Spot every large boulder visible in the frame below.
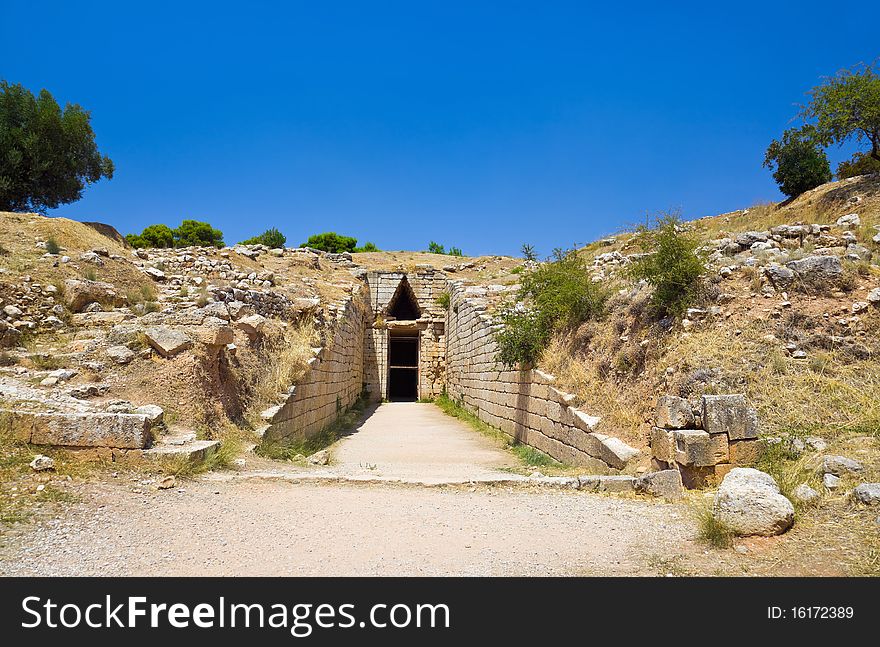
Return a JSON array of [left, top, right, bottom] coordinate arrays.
[[785, 256, 843, 287], [64, 279, 124, 313], [713, 467, 794, 536]]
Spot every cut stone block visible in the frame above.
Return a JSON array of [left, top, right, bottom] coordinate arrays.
[[144, 326, 193, 357], [21, 412, 151, 449], [701, 394, 758, 440], [708, 432, 729, 464], [729, 439, 763, 465], [655, 395, 694, 429], [650, 427, 675, 463], [672, 429, 714, 466], [635, 469, 683, 501]]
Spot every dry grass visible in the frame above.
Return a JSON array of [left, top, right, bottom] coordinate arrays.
[[239, 322, 317, 427]]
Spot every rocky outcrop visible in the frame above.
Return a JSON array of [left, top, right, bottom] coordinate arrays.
[[63, 279, 124, 312]]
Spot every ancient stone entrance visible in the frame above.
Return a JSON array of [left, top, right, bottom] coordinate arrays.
[[388, 329, 419, 400]]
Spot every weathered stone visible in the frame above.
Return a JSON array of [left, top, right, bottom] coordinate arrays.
[[17, 411, 152, 448], [307, 449, 330, 465], [596, 475, 636, 493], [143, 267, 166, 281], [708, 433, 729, 464], [823, 473, 840, 490], [792, 483, 820, 503], [650, 426, 675, 463], [63, 279, 123, 313], [764, 264, 795, 289], [713, 467, 794, 536], [143, 326, 193, 357], [672, 429, 714, 466], [201, 302, 230, 320], [635, 469, 683, 501], [728, 439, 763, 465], [134, 404, 164, 426], [106, 345, 136, 365], [823, 454, 864, 476], [29, 454, 55, 471], [836, 213, 861, 228], [785, 255, 843, 285], [853, 483, 880, 505], [655, 395, 694, 429], [236, 313, 267, 338], [701, 394, 758, 440]]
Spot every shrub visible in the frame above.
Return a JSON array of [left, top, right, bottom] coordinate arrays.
[[435, 291, 451, 309], [694, 500, 735, 549], [240, 227, 286, 248], [427, 241, 464, 256], [45, 237, 60, 255], [626, 214, 706, 318], [520, 243, 538, 262], [496, 249, 607, 367], [302, 232, 358, 253], [354, 242, 379, 252], [763, 126, 832, 198], [836, 151, 880, 179]]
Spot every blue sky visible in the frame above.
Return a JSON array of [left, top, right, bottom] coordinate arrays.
[[1, 1, 875, 256]]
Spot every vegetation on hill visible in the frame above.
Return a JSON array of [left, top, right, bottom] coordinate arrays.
[[763, 127, 832, 198], [428, 241, 463, 256], [240, 227, 286, 248], [0, 81, 114, 212], [837, 151, 880, 179], [302, 232, 378, 253], [126, 220, 224, 248]]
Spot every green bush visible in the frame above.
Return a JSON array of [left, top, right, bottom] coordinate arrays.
[[435, 291, 450, 309], [354, 241, 379, 252], [427, 241, 464, 256], [496, 249, 607, 367], [45, 237, 60, 255], [520, 243, 538, 261], [302, 232, 358, 253], [126, 221, 222, 249], [763, 126, 832, 198], [837, 151, 880, 179], [626, 214, 706, 318], [240, 227, 286, 248]]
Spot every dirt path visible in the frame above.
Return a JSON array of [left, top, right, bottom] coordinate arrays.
[[329, 402, 519, 482], [0, 478, 697, 576]]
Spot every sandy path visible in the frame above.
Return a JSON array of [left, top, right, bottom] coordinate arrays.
[[0, 479, 697, 576]]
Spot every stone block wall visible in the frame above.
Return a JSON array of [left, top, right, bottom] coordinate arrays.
[[650, 393, 762, 487], [260, 295, 367, 445], [444, 282, 639, 471]]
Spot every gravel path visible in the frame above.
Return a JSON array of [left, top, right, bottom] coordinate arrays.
[[0, 478, 697, 576]]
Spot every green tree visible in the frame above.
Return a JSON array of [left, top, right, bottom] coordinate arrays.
[[763, 126, 832, 198], [836, 151, 880, 179], [427, 241, 445, 254], [173, 219, 224, 247], [240, 227, 286, 248], [626, 214, 706, 317], [0, 81, 114, 212], [802, 62, 880, 163], [126, 223, 175, 248], [520, 243, 538, 261], [303, 232, 358, 253], [354, 241, 379, 252]]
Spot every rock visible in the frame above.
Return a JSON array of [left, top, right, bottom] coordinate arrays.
[[3, 304, 23, 318], [792, 483, 820, 503], [236, 313, 267, 338], [158, 475, 176, 490], [143, 267, 166, 281], [635, 469, 683, 501], [63, 279, 123, 313], [143, 326, 193, 357], [868, 288, 880, 305], [106, 345, 136, 365], [785, 256, 843, 286], [804, 436, 827, 452], [39, 376, 59, 387], [307, 449, 330, 465], [201, 302, 230, 320], [822, 455, 864, 476], [713, 467, 794, 536], [701, 394, 758, 440], [823, 473, 840, 490], [671, 429, 714, 466], [10, 411, 152, 448], [133, 404, 164, 426], [852, 483, 880, 505], [29, 454, 55, 471], [836, 213, 861, 228], [655, 395, 694, 429], [764, 264, 795, 289]]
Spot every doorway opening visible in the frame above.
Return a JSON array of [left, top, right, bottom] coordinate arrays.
[[388, 330, 419, 401]]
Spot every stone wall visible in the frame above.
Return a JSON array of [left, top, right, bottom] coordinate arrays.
[[650, 393, 762, 487], [259, 292, 367, 445], [444, 282, 639, 471]]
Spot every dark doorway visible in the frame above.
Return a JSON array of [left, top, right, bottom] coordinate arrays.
[[387, 278, 421, 320], [388, 333, 418, 400]]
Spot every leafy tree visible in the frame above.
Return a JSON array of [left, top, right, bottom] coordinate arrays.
[[836, 151, 880, 179], [354, 241, 379, 252], [427, 241, 464, 256], [173, 219, 224, 248], [626, 214, 706, 317], [0, 81, 114, 212], [303, 232, 358, 253], [802, 62, 880, 163], [240, 227, 286, 248], [496, 249, 607, 367], [142, 224, 175, 247], [763, 126, 832, 198]]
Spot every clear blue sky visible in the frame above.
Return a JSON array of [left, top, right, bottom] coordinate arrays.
[[1, 1, 875, 256]]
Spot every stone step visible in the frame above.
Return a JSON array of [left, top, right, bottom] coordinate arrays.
[[143, 439, 220, 463]]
